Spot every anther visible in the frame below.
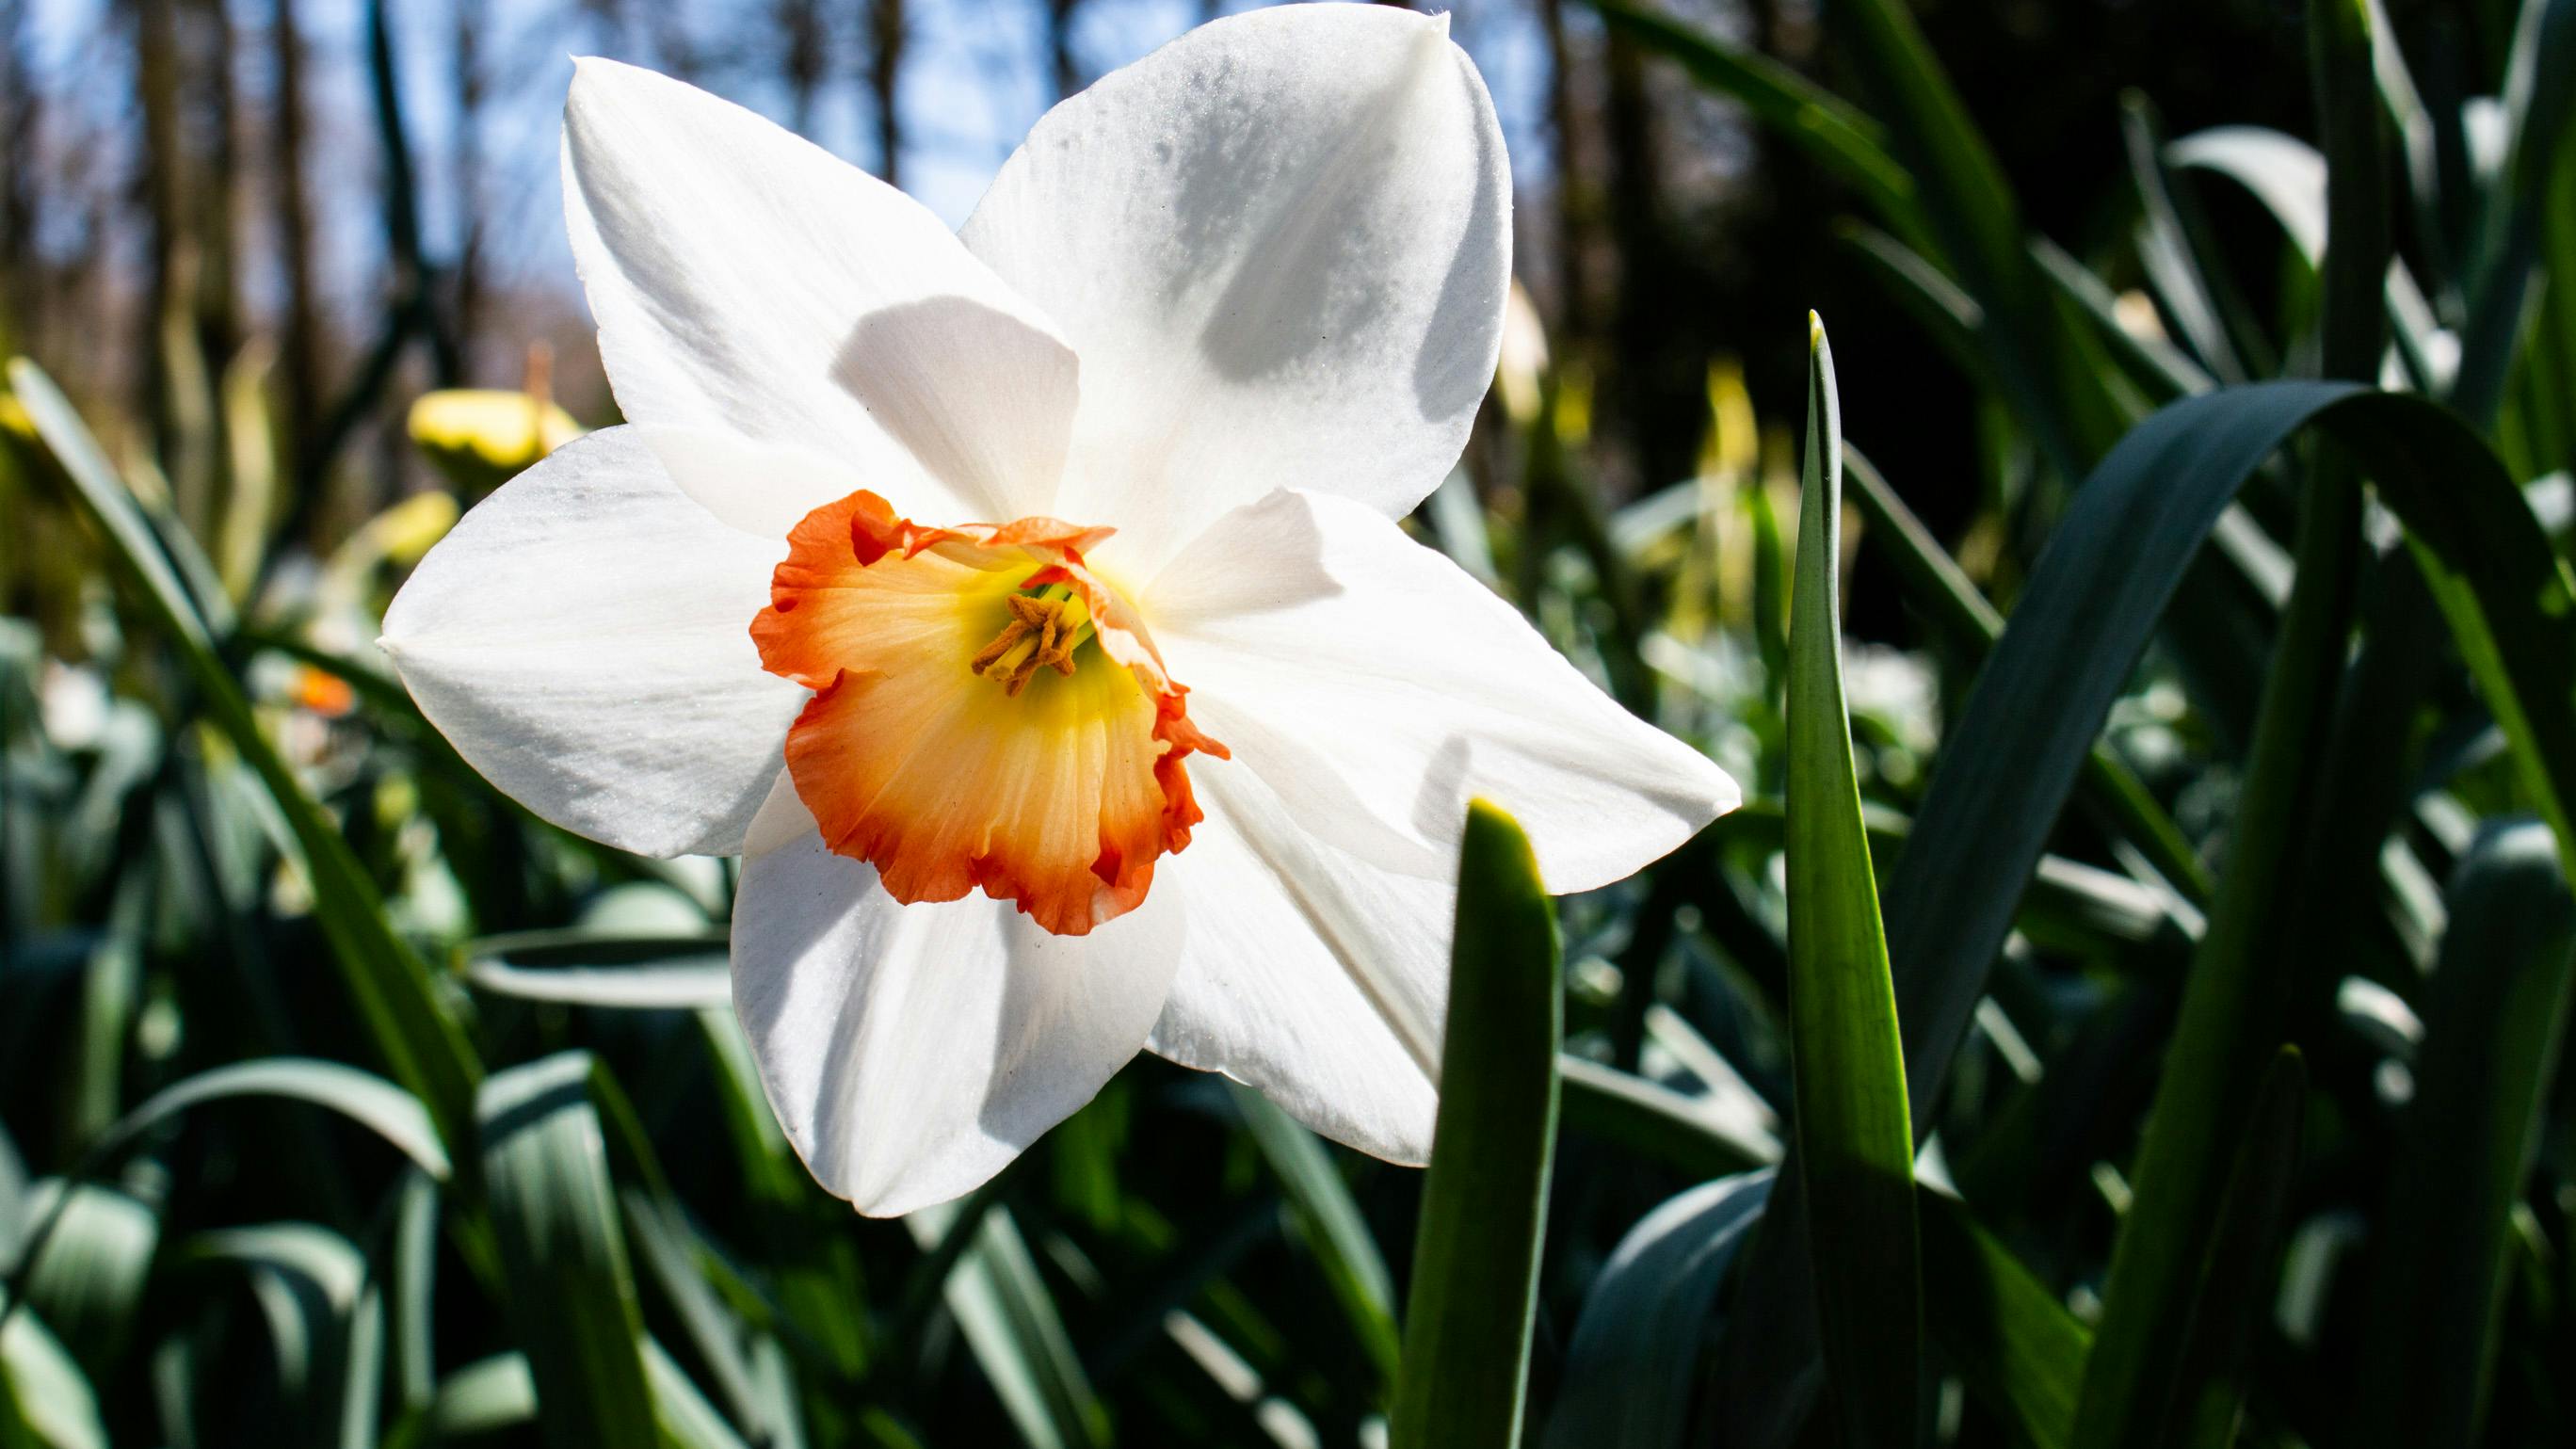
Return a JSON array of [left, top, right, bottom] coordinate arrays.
[[971, 591, 1086, 694]]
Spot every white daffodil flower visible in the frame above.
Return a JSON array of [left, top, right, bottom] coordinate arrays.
[[380, 3, 1739, 1216]]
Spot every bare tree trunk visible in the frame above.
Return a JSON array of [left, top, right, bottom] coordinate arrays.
[[451, 0, 485, 367], [270, 0, 319, 470], [131, 0, 185, 445], [1538, 0, 1589, 351], [781, 0, 826, 135], [649, 2, 698, 83], [866, 0, 905, 185], [188, 0, 239, 360], [1046, 0, 1081, 100], [1602, 29, 1695, 493], [0, 0, 38, 354]]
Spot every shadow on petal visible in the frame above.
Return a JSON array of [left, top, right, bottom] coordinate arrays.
[[834, 296, 1081, 520]]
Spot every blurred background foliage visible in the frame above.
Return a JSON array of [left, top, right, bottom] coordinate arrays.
[[5, 0, 2576, 1446]]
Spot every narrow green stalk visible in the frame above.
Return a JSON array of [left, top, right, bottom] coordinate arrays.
[[2074, 4, 2385, 1443]]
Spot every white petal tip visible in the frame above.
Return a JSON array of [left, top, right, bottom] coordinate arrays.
[[1708, 765, 1747, 817]]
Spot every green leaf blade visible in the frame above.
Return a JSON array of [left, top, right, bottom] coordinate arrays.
[[1786, 315, 1920, 1449], [7, 358, 484, 1159], [1390, 800, 1562, 1449], [1918, 1192, 2088, 1449], [478, 1053, 657, 1449], [1545, 1171, 1775, 1449], [2356, 821, 2576, 1447], [1230, 1085, 1401, 1390]]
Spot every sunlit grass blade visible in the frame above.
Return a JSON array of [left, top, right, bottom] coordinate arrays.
[[623, 1192, 769, 1439], [185, 1222, 379, 1442], [401, 1354, 537, 1444], [1543, 1171, 1774, 1449], [0, 1063, 455, 1344], [2173, 126, 2329, 270], [2163, 125, 2445, 391], [0, 1302, 105, 1449], [1228, 1085, 1401, 1391], [647, 1337, 756, 1449], [2124, 98, 2257, 385], [389, 1169, 440, 1419], [1389, 800, 1561, 1449], [1917, 1191, 2088, 1449], [1556, 1055, 1778, 1179], [478, 1053, 657, 1449], [102, 1058, 449, 1182], [462, 929, 733, 1009], [2453, 0, 2576, 424], [1715, 799, 2175, 958], [2533, 137, 2576, 472], [2356, 821, 2576, 1446], [6, 357, 483, 1157], [905, 1200, 1107, 1449], [2031, 238, 2215, 403], [1782, 314, 1919, 1449], [3, 1185, 154, 1387]]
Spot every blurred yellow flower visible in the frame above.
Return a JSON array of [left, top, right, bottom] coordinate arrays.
[[408, 389, 584, 495]]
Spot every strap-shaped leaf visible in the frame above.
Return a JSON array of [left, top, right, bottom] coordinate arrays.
[[2082, 7, 2386, 1435], [1230, 1085, 1401, 1388], [1717, 377, 2576, 1442], [2355, 821, 2576, 1447], [1783, 315, 1919, 1449], [1545, 1171, 1776, 1449], [1391, 801, 1562, 1449], [7, 358, 483, 1157], [0, 1305, 106, 1449], [1918, 1191, 2089, 1449], [479, 1053, 655, 1449]]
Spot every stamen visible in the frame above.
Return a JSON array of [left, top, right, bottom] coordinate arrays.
[[970, 586, 1093, 695]]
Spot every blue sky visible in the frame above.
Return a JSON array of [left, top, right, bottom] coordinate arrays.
[[23, 1, 1556, 332]]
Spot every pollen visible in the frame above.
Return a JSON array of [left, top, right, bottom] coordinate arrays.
[[750, 487, 1227, 936], [969, 588, 1092, 696]]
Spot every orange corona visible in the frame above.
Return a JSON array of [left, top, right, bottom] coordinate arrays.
[[750, 490, 1227, 936]]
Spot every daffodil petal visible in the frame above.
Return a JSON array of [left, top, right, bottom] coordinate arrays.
[[635, 426, 869, 541], [564, 56, 1078, 523], [732, 776, 1183, 1216], [379, 427, 803, 857], [960, 4, 1508, 574], [1149, 489, 1741, 893], [1151, 766, 1445, 1163]]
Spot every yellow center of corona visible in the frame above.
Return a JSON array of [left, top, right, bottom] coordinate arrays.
[[751, 488, 1228, 936], [968, 584, 1096, 696]]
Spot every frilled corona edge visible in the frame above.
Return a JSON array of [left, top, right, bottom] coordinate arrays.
[[752, 488, 1227, 937]]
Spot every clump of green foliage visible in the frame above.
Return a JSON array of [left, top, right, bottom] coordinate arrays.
[[6, 0, 2576, 1445]]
